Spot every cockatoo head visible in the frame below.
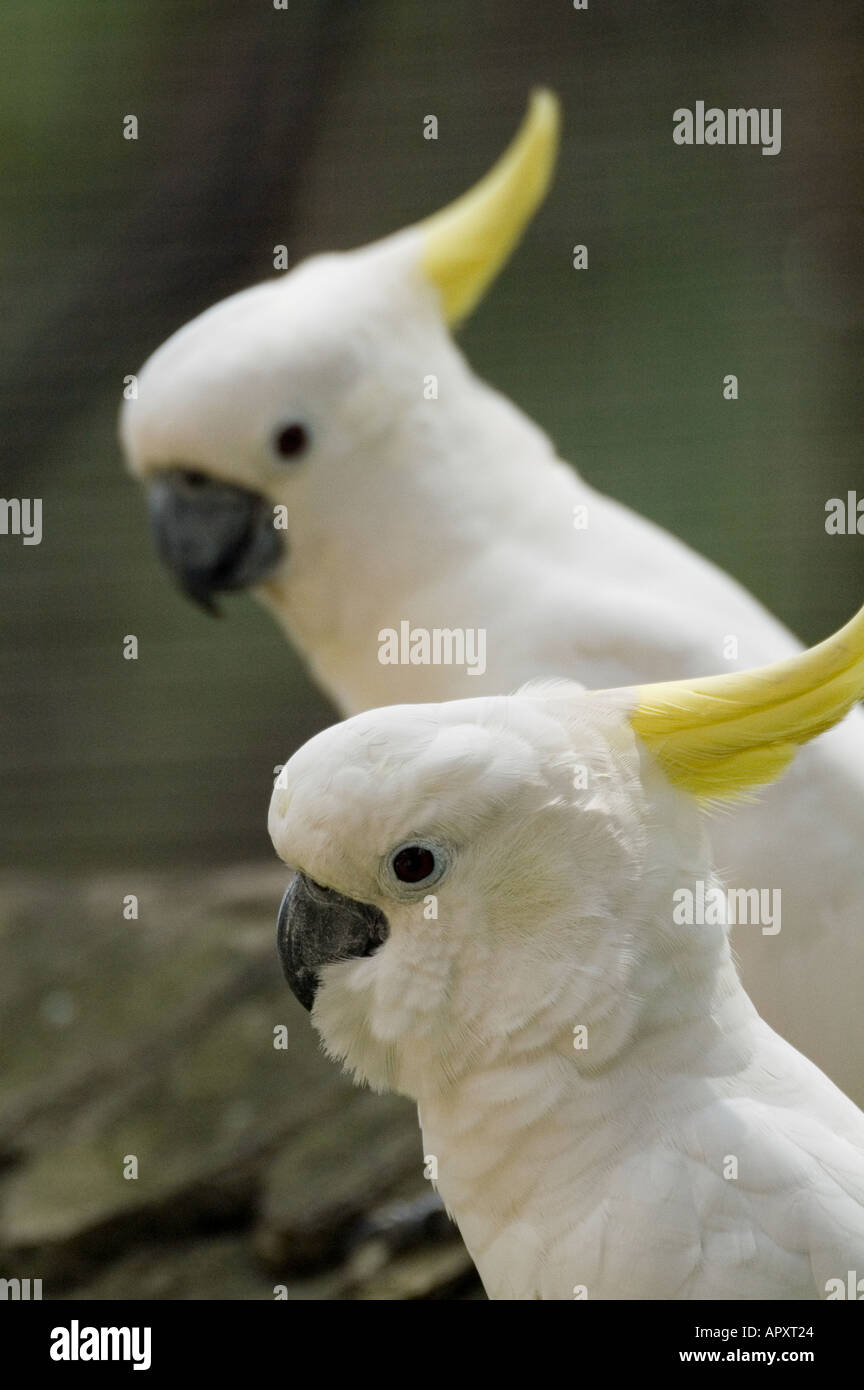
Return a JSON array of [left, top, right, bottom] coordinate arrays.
[[268, 688, 665, 1094], [268, 603, 864, 1097], [120, 92, 559, 614]]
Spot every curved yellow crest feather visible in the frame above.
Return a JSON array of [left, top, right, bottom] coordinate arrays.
[[619, 603, 864, 801], [420, 89, 560, 326]]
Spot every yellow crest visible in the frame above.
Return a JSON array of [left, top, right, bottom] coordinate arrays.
[[611, 604, 864, 801], [420, 89, 560, 326]]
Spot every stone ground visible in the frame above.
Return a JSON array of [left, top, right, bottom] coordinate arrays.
[[0, 866, 482, 1300]]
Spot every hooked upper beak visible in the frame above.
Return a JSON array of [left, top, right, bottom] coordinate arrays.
[[276, 872, 390, 1012], [146, 469, 284, 613]]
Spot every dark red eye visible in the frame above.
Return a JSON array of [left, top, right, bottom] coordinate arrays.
[[274, 423, 309, 459], [392, 845, 436, 884]]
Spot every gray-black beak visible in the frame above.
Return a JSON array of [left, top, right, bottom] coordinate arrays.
[[147, 469, 284, 613], [277, 872, 389, 1012]]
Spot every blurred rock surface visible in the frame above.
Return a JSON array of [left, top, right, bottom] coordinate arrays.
[[0, 866, 481, 1300]]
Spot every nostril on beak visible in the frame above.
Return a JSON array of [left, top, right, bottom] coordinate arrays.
[[181, 469, 209, 488]]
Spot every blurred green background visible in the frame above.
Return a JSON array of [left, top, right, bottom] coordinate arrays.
[[2, 0, 863, 872]]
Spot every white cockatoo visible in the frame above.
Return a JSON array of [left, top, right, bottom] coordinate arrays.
[[121, 92, 864, 1102], [268, 605, 864, 1300]]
